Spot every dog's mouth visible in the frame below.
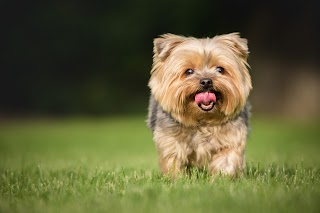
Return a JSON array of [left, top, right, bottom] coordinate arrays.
[[195, 91, 217, 111]]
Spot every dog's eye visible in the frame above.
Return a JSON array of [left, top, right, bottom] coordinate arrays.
[[216, 67, 224, 74], [185, 69, 194, 75]]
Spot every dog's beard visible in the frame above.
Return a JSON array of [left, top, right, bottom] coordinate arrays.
[[161, 84, 221, 126], [161, 77, 247, 126]]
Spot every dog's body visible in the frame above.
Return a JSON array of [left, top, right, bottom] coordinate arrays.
[[147, 33, 252, 177]]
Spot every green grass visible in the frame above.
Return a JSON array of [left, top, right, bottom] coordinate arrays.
[[0, 116, 320, 213]]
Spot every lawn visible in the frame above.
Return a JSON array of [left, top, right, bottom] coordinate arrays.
[[0, 116, 320, 213]]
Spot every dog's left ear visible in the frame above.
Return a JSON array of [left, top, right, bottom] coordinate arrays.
[[153, 34, 186, 61], [216, 33, 249, 59]]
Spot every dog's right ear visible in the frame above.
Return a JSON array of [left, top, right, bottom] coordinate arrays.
[[153, 34, 186, 61]]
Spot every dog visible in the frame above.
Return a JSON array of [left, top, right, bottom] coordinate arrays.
[[147, 33, 252, 177]]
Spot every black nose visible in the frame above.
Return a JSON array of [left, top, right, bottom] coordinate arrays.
[[200, 78, 213, 89]]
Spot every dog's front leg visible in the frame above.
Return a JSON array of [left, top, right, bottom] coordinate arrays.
[[209, 147, 245, 177], [157, 152, 185, 177], [155, 137, 190, 177]]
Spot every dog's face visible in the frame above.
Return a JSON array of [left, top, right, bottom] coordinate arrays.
[[149, 33, 252, 126]]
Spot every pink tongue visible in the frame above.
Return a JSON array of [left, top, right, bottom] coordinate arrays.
[[195, 92, 216, 105]]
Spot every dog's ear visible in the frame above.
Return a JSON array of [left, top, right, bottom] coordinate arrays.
[[216, 33, 249, 59], [153, 34, 186, 60]]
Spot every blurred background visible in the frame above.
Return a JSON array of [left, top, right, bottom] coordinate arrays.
[[1, 0, 320, 119]]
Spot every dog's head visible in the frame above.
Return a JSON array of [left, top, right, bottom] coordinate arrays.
[[149, 33, 252, 126]]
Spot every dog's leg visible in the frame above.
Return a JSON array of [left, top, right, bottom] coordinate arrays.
[[155, 137, 190, 177], [158, 152, 185, 177], [209, 147, 246, 176]]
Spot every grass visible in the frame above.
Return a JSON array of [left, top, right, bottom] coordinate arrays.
[[0, 116, 320, 212]]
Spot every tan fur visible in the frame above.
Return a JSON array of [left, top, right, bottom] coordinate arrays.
[[148, 33, 252, 177]]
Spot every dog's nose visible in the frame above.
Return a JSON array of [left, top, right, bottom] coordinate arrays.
[[200, 78, 213, 89]]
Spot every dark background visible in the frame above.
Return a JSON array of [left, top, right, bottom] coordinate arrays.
[[1, 0, 320, 118]]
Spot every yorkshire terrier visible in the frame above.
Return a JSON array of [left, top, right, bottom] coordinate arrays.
[[147, 33, 252, 177]]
